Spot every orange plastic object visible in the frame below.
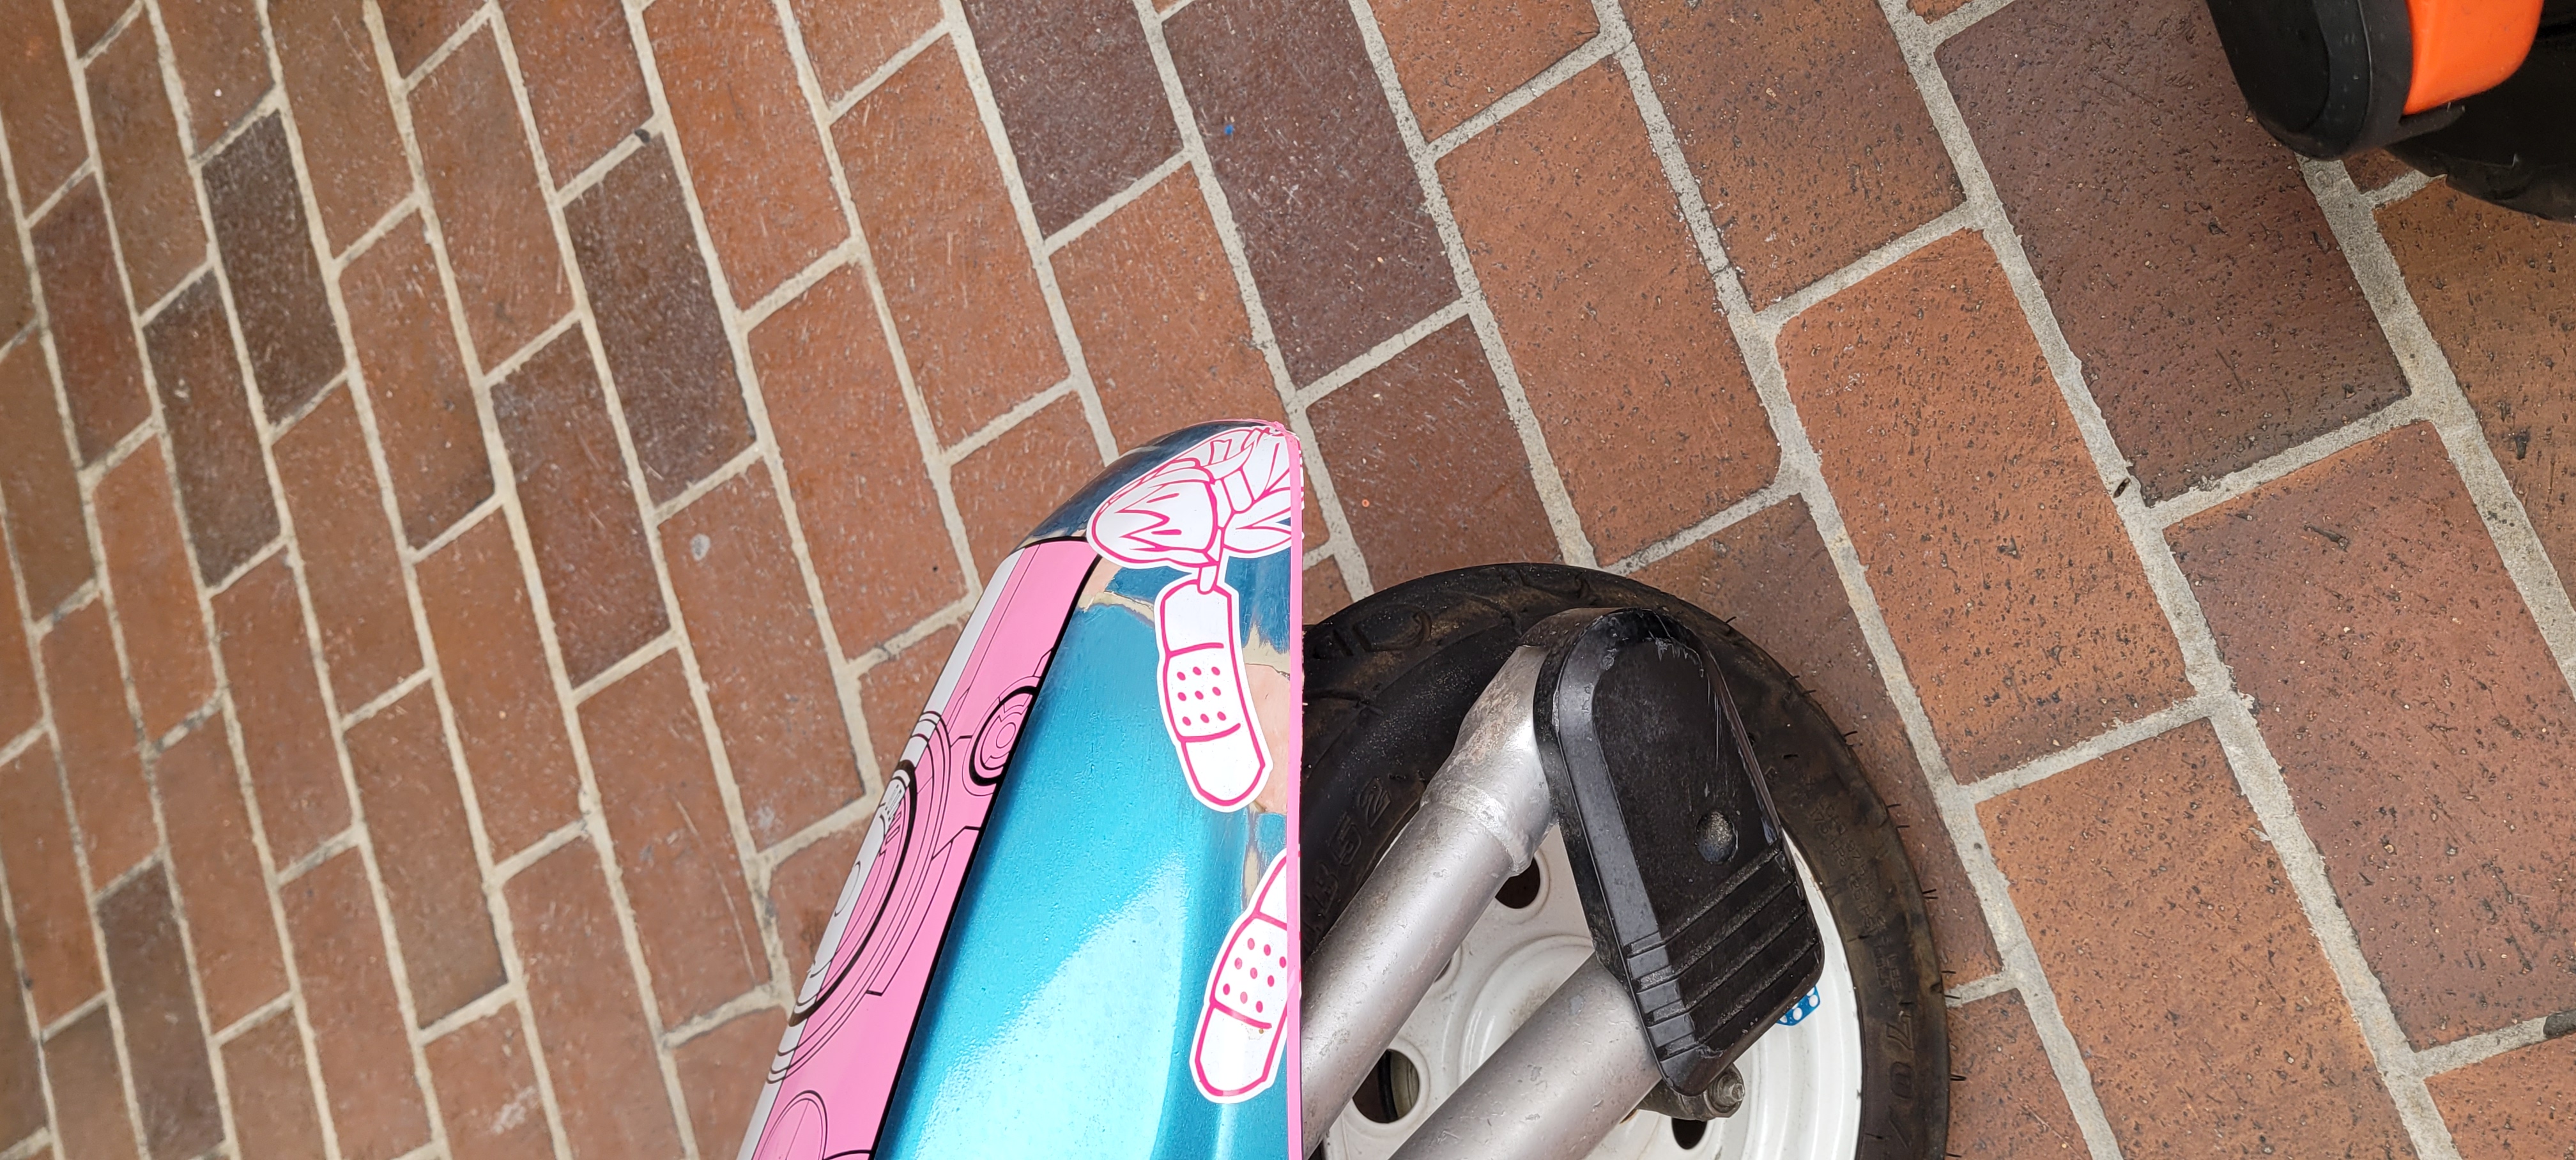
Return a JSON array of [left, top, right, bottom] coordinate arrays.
[[2405, 0, 2543, 112]]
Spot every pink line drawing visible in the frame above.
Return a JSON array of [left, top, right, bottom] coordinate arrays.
[[1192, 851, 1294, 1103]]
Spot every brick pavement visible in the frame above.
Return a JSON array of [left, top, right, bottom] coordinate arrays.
[[0, 0, 2570, 1156]]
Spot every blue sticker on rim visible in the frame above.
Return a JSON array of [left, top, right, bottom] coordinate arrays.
[[1777, 986, 1821, 1026]]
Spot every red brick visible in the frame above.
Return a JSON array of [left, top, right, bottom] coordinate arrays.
[[2428, 1033, 2576, 1160], [672, 1007, 782, 1157], [663, 466, 860, 846], [411, 28, 574, 367], [1305, 558, 1353, 620], [1373, 0, 1597, 139], [766, 825, 862, 967], [424, 1009, 555, 1160], [2172, 424, 2576, 1046], [417, 516, 583, 858], [269, 0, 410, 250], [45, 601, 157, 878], [1443, 64, 1776, 560], [59, 0, 125, 53], [789, 0, 933, 98], [273, 390, 424, 708], [489, 331, 670, 684], [1940, 0, 2405, 500], [562, 143, 755, 503], [203, 116, 346, 420], [0, 546, 32, 742], [1307, 320, 1560, 586], [2344, 149, 2418, 192], [45, 1007, 141, 1160], [579, 653, 769, 1023], [97, 866, 222, 1160], [95, 441, 214, 736], [0, 0, 88, 201], [341, 217, 493, 548], [281, 851, 431, 1160], [858, 624, 954, 776], [210, 556, 351, 862], [949, 395, 1103, 577], [837, 38, 1070, 443], [88, 21, 209, 308], [378, 0, 479, 75], [220, 1012, 330, 1160], [749, 265, 961, 652], [0, 193, 25, 343], [0, 342, 93, 612], [157, 0, 272, 142], [0, 927, 41, 1145], [155, 720, 288, 1029], [1982, 724, 2412, 1155], [1167, 0, 1456, 384], [1634, 498, 2000, 980], [496, 0, 652, 176], [344, 687, 505, 1025], [503, 841, 685, 1158], [31, 183, 152, 462], [0, 741, 103, 1021], [145, 278, 280, 583], [1944, 991, 2087, 1157], [646, 0, 848, 302], [1780, 233, 2189, 779], [959, 0, 1178, 237]]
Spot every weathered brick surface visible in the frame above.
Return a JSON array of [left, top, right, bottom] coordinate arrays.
[[0, 548, 33, 740], [766, 825, 862, 966], [342, 216, 495, 549], [282, 851, 432, 1160], [1940, 0, 2406, 500], [2174, 424, 2576, 1047], [424, 1010, 558, 1160], [378, 0, 477, 75], [673, 1007, 781, 1157], [1781, 233, 2189, 779], [1373, 0, 1597, 141], [2344, 149, 2417, 192], [2428, 1034, 2576, 1160], [0, 932, 41, 1145], [59, 0, 128, 57], [0, 0, 88, 201], [663, 465, 860, 846], [88, 21, 208, 309], [45, 1006, 141, 1160], [417, 515, 585, 857], [791, 0, 935, 97], [496, 0, 652, 178], [1984, 724, 2412, 1155], [221, 1013, 331, 1160], [857, 623, 955, 777], [412, 29, 574, 368], [838, 39, 1069, 443], [960, 0, 1178, 237], [1167, 0, 1455, 384], [98, 866, 223, 1160], [145, 278, 280, 583], [32, 183, 153, 461], [504, 842, 685, 1158], [0, 197, 26, 342], [0, 342, 95, 613], [269, 0, 411, 250], [344, 687, 506, 1025], [95, 441, 214, 736], [203, 116, 346, 420], [1305, 558, 1353, 620], [1944, 991, 2087, 1157], [211, 556, 352, 862], [564, 142, 756, 502], [0, 741, 103, 1021], [947, 395, 1102, 576], [154, 720, 288, 1030], [273, 389, 424, 708], [45, 600, 158, 878], [580, 653, 769, 1024]]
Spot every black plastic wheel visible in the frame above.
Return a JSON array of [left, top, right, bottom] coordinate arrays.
[[1301, 563, 1946, 1159]]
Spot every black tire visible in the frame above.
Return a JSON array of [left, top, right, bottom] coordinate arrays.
[[1302, 564, 1946, 1159]]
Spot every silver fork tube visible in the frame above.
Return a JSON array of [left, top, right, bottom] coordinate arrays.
[[1388, 959, 1664, 1160], [1299, 646, 1557, 1145]]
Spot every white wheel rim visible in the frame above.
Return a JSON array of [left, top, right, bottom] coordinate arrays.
[[1324, 829, 1864, 1160]]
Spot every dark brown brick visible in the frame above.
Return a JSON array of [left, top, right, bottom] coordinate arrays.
[[88, 21, 208, 308], [341, 216, 493, 547], [1982, 724, 2412, 1155], [858, 623, 954, 776], [1374, 0, 1597, 140], [838, 39, 1070, 441], [210, 556, 351, 862], [60, 0, 126, 54], [411, 29, 574, 368], [1944, 991, 2087, 1157], [1305, 558, 1352, 620], [645, 0, 848, 303], [0, 547, 33, 742], [948, 395, 1102, 577], [498, 0, 652, 177], [960, 0, 1177, 237], [154, 720, 287, 1029], [1167, 0, 1455, 384], [31, 182, 152, 461], [2428, 1033, 2576, 1160], [0, 192, 26, 343], [344, 687, 505, 1025], [98, 866, 222, 1160], [579, 653, 769, 1023], [1940, 0, 2405, 500], [157, 0, 271, 142], [45, 1007, 141, 1160], [504, 842, 685, 1159], [0, 0, 88, 201], [220, 1012, 330, 1160], [663, 466, 860, 846], [765, 824, 862, 966], [203, 116, 345, 420], [417, 515, 583, 857], [490, 331, 669, 684], [2172, 424, 2576, 1047], [1780, 233, 2189, 779], [94, 441, 214, 736], [378, 0, 479, 75], [564, 143, 755, 501], [273, 389, 424, 708], [0, 341, 91, 613], [2344, 149, 2418, 192], [790, 0, 933, 98], [282, 851, 431, 1160], [45, 600, 157, 879], [268, 0, 410, 249], [1442, 64, 1776, 560], [1632, 0, 1958, 304], [1634, 498, 1999, 980], [1307, 320, 1558, 585], [0, 741, 102, 1021], [672, 1007, 781, 1157], [423, 1009, 555, 1160], [146, 277, 280, 583], [749, 265, 960, 652], [0, 927, 41, 1146]]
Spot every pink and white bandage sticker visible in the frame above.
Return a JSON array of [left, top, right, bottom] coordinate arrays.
[[1192, 851, 1293, 1102]]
